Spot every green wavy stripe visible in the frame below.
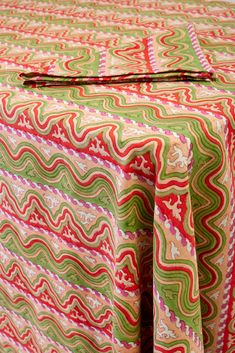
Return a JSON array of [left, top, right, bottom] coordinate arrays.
[[0, 32, 93, 56], [116, 244, 141, 285], [1, 262, 112, 327], [0, 289, 113, 353], [1, 176, 117, 236], [0, 40, 99, 76], [144, 84, 235, 125], [153, 223, 201, 333], [0, 10, 147, 37], [0, 220, 141, 336], [0, 198, 114, 248], [0, 221, 114, 296], [112, 298, 140, 342], [0, 141, 154, 231], [158, 28, 202, 70], [0, 342, 18, 353]]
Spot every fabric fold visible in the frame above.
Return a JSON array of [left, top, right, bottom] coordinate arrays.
[[20, 24, 213, 87]]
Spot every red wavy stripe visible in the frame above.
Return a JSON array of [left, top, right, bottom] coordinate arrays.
[[0, 142, 155, 211], [0, 285, 113, 348], [154, 227, 198, 305], [0, 263, 113, 326], [0, 216, 114, 255]]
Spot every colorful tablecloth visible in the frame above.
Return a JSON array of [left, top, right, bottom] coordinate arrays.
[[0, 1, 234, 353]]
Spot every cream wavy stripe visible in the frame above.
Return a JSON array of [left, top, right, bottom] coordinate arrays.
[[0, 82, 184, 144], [202, 35, 235, 44], [154, 204, 196, 257], [0, 209, 143, 299], [103, 84, 228, 124], [0, 93, 190, 183], [0, 57, 31, 72], [0, 12, 148, 40], [0, 305, 73, 353], [0, 277, 139, 349], [0, 18, 130, 42], [0, 234, 112, 305], [0, 59, 37, 75], [0, 42, 80, 61], [0, 164, 115, 221], [0, 82, 189, 146], [0, 277, 113, 345], [0, 206, 114, 294], [153, 285, 203, 349], [0, 332, 31, 353], [5, 0, 233, 23], [0, 204, 115, 270], [8, 0, 233, 20], [2, 175, 117, 236], [154, 229, 200, 309], [0, 22, 108, 50], [0, 131, 178, 214], [1, 249, 113, 321], [206, 65, 235, 75], [75, 0, 234, 16], [0, 25, 102, 51], [182, 81, 235, 96], [0, 4, 151, 32], [2, 0, 234, 27], [0, 166, 153, 241], [0, 168, 112, 227], [34, 1, 233, 38], [0, 341, 21, 353], [144, 6, 233, 20]]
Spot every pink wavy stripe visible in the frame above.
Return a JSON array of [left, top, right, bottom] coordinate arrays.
[[0, 166, 153, 241], [187, 23, 214, 73], [146, 36, 159, 73], [0, 207, 146, 299], [0, 277, 140, 348], [0, 229, 112, 305], [0, 194, 115, 269], [0, 120, 154, 186], [105, 84, 226, 121], [0, 82, 188, 143], [98, 51, 107, 76], [183, 81, 235, 96], [0, 305, 73, 353], [0, 332, 31, 353], [0, 23, 106, 49]]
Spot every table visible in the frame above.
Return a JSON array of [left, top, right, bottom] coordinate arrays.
[[0, 1, 234, 353]]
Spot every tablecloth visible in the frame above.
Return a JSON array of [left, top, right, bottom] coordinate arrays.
[[0, 1, 234, 353]]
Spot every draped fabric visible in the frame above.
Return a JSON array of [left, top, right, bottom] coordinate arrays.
[[0, 1, 234, 353]]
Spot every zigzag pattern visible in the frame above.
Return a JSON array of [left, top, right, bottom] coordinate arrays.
[[0, 1, 234, 353]]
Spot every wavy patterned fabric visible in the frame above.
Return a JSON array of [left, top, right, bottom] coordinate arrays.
[[0, 1, 234, 353], [20, 24, 213, 86]]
